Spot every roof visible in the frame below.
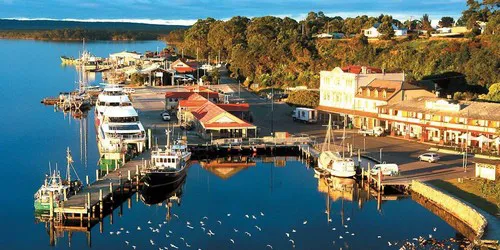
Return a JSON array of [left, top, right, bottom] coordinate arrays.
[[109, 51, 142, 59], [179, 99, 208, 108], [341, 65, 383, 74], [192, 102, 255, 128], [317, 105, 378, 118], [165, 91, 195, 99], [165, 91, 220, 100], [382, 97, 500, 121], [356, 80, 404, 101], [372, 22, 406, 31], [103, 106, 138, 117], [174, 66, 195, 73], [217, 103, 250, 112]]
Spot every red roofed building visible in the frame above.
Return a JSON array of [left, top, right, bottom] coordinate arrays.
[[341, 65, 383, 74], [165, 91, 220, 110], [171, 58, 199, 74], [191, 102, 256, 139]]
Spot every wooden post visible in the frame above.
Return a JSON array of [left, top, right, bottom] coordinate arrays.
[[63, 188, 67, 201], [378, 170, 382, 191], [367, 163, 371, 184], [135, 165, 139, 175], [122, 153, 126, 166], [358, 149, 361, 162], [148, 129, 152, 149], [361, 168, 364, 186], [49, 191, 54, 220], [86, 175, 89, 186], [127, 170, 131, 181], [106, 164, 109, 175], [109, 182, 113, 202], [87, 192, 91, 221], [115, 159, 118, 170], [99, 189, 103, 219], [96, 169, 99, 181]]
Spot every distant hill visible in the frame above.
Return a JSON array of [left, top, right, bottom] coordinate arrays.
[[0, 19, 188, 31], [0, 19, 189, 40]]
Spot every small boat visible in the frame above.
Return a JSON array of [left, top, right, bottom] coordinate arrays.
[[60, 56, 77, 64], [34, 148, 82, 211], [317, 115, 356, 178], [141, 129, 191, 188]]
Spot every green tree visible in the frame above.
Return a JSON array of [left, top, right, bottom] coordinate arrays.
[[420, 14, 433, 31], [480, 83, 500, 102], [377, 15, 395, 40], [439, 16, 455, 27]]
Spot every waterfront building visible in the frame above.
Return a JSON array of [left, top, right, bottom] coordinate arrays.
[[363, 23, 408, 38], [379, 97, 500, 152], [316, 65, 405, 126], [165, 91, 220, 110], [170, 58, 199, 74], [109, 51, 142, 66]]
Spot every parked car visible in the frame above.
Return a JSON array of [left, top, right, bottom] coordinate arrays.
[[370, 163, 399, 176], [123, 87, 135, 94], [418, 153, 440, 163], [161, 111, 171, 121], [358, 126, 385, 137]]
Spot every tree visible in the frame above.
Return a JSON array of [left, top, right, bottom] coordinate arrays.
[[377, 15, 395, 40], [420, 14, 433, 31], [439, 16, 455, 27], [480, 83, 500, 102]]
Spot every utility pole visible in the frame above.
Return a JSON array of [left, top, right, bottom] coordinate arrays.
[[238, 80, 241, 98], [271, 87, 274, 136]]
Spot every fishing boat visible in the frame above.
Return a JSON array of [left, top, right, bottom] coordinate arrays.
[[94, 84, 132, 128], [317, 115, 356, 178], [60, 56, 77, 64], [141, 129, 191, 188], [34, 148, 82, 211]]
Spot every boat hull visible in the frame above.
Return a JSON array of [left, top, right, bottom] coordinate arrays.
[[143, 168, 187, 188]]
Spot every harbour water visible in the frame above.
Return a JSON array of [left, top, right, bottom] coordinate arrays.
[[0, 40, 467, 249]]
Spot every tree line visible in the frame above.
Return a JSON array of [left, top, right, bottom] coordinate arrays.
[[163, 0, 498, 98]]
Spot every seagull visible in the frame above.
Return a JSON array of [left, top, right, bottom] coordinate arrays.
[[150, 240, 155, 246], [202, 216, 208, 220], [185, 243, 191, 248], [201, 227, 206, 232], [180, 237, 185, 241], [230, 239, 235, 244], [165, 234, 170, 238], [245, 214, 249, 218], [255, 226, 262, 231], [260, 212, 265, 216], [170, 244, 178, 249], [388, 242, 392, 246], [347, 217, 351, 221], [344, 225, 348, 228], [137, 226, 141, 231], [292, 229, 296, 233], [289, 239, 295, 244], [186, 221, 191, 225], [252, 215, 257, 220], [303, 220, 308, 225], [433, 227, 437, 232], [351, 233, 355, 236], [148, 221, 152, 224], [266, 244, 273, 249], [126, 231, 130, 234], [120, 227, 124, 231], [132, 246, 136, 249], [328, 218, 332, 222], [339, 236, 343, 239], [208, 230, 215, 236], [332, 228, 336, 231], [233, 228, 239, 233], [187, 225, 194, 229], [110, 232, 114, 235], [125, 241, 129, 245], [245, 232, 252, 237], [168, 230, 173, 234], [377, 236, 382, 239], [286, 233, 290, 238], [158, 224, 162, 228], [227, 213, 231, 217], [173, 214, 179, 218], [117, 231, 121, 235], [429, 234, 432, 238], [217, 220, 222, 225], [345, 231, 349, 234]]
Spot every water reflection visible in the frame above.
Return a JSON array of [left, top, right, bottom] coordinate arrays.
[[140, 175, 186, 222], [200, 156, 256, 179]]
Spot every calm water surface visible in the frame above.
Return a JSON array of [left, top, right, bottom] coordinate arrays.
[[0, 40, 463, 249]]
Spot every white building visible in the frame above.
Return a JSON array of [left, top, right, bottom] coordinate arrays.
[[363, 23, 408, 38], [109, 51, 143, 66]]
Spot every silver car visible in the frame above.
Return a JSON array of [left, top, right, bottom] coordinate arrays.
[[418, 153, 440, 163]]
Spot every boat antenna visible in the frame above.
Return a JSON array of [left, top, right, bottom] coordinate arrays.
[[48, 161, 52, 176]]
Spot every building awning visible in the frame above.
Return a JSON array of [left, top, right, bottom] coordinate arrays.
[[316, 105, 378, 118]]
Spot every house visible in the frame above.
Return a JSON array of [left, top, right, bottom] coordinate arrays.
[[317, 66, 405, 126], [474, 159, 500, 181], [363, 23, 408, 38], [353, 80, 435, 129], [379, 97, 500, 146], [165, 91, 220, 110], [109, 51, 142, 66], [170, 58, 199, 74]]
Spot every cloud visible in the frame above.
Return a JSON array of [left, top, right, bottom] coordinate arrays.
[[3, 17, 196, 26]]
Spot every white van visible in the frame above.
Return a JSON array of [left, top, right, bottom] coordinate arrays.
[[292, 107, 317, 123], [370, 163, 399, 176]]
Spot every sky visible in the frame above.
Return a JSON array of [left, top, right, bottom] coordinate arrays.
[[0, 0, 467, 25]]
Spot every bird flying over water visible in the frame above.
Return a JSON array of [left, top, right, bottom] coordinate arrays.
[[303, 220, 308, 225], [245, 232, 252, 237]]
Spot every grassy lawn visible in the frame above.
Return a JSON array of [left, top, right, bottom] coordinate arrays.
[[428, 178, 500, 217]]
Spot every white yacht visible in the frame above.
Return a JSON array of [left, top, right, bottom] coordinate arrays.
[[98, 105, 146, 154], [317, 115, 356, 178], [94, 85, 132, 128]]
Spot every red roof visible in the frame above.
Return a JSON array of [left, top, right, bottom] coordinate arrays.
[[165, 91, 195, 99], [204, 122, 254, 128], [179, 99, 207, 108], [217, 103, 250, 112], [174, 66, 195, 73], [192, 102, 254, 128], [341, 65, 383, 74]]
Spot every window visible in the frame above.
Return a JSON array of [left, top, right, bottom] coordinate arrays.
[[358, 88, 362, 95], [374, 90, 379, 97], [383, 90, 387, 98]]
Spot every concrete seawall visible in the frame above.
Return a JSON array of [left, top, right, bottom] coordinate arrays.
[[411, 181, 488, 241]]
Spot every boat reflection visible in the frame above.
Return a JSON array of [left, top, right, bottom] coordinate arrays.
[[200, 156, 256, 179], [140, 175, 187, 221]]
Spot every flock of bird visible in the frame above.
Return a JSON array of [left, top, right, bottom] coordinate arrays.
[[103, 208, 466, 250]]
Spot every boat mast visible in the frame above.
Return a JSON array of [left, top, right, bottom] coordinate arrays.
[[322, 114, 333, 152], [342, 114, 347, 159], [165, 128, 171, 149], [66, 147, 73, 183]]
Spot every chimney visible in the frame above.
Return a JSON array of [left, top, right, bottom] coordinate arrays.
[[361, 66, 367, 74]]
